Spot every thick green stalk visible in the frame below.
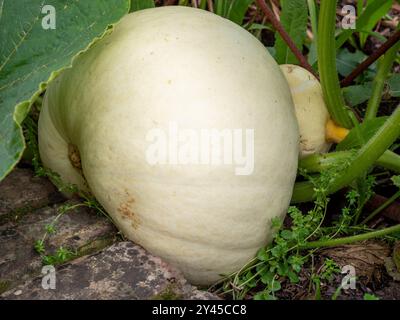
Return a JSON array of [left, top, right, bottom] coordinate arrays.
[[199, 0, 207, 9], [376, 150, 400, 173], [299, 149, 400, 174], [365, 41, 400, 120], [215, 0, 223, 16], [291, 181, 315, 203], [299, 151, 351, 172], [292, 106, 400, 203], [318, 0, 353, 128], [300, 223, 400, 249], [329, 107, 400, 191]]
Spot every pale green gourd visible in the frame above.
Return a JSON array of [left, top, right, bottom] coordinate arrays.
[[38, 6, 299, 285]]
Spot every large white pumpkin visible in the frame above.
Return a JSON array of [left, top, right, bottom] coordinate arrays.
[[38, 6, 299, 285]]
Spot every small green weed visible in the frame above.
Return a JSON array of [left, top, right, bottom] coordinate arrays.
[[216, 159, 379, 300], [24, 113, 115, 266]]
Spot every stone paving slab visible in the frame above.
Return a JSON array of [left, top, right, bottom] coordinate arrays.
[[0, 167, 218, 300], [0, 168, 64, 221], [0, 202, 118, 293], [1, 242, 218, 300]]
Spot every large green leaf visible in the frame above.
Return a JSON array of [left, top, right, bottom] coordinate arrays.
[[0, 0, 129, 181], [129, 0, 154, 12], [336, 48, 377, 81], [343, 73, 400, 106], [388, 74, 400, 97], [274, 0, 308, 65], [342, 82, 373, 107], [214, 0, 254, 25]]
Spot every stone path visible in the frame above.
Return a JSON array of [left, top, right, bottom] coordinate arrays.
[[0, 168, 217, 300]]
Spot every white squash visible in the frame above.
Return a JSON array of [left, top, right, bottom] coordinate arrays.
[[39, 6, 299, 285], [280, 64, 331, 158]]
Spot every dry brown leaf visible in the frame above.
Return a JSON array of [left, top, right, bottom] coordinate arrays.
[[384, 257, 400, 281], [321, 241, 391, 281], [385, 242, 400, 281], [393, 242, 400, 271]]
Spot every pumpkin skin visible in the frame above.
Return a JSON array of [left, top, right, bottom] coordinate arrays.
[[280, 64, 331, 158], [38, 6, 299, 285]]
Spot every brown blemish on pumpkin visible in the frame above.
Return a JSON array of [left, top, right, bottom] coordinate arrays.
[[68, 143, 82, 170], [68, 143, 90, 191], [118, 194, 140, 230], [286, 65, 294, 73]]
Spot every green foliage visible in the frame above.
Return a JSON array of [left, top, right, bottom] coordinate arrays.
[[218, 154, 387, 299], [318, 0, 353, 128], [360, 175, 400, 224], [34, 202, 82, 265], [306, 0, 319, 66], [32, 187, 112, 265], [129, 0, 154, 12], [363, 293, 380, 300], [293, 106, 400, 203], [336, 0, 393, 48], [151, 284, 182, 300], [343, 73, 400, 107], [358, 0, 393, 48], [214, 0, 254, 25], [392, 175, 400, 188], [36, 244, 67, 265], [336, 48, 376, 79], [220, 163, 352, 299], [387, 74, 400, 97], [274, 0, 308, 64], [42, 247, 76, 266], [0, 0, 130, 183], [34, 239, 46, 255], [319, 259, 340, 282], [310, 257, 340, 299], [342, 83, 373, 107], [366, 38, 400, 120], [337, 117, 388, 151], [24, 111, 114, 265]]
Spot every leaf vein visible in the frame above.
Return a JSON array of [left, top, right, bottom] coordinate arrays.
[[0, 0, 45, 73]]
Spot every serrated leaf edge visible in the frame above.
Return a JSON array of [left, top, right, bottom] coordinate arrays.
[[1, 9, 129, 182]]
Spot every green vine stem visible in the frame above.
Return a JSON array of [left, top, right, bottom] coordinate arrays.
[[365, 39, 400, 120], [318, 0, 353, 128], [307, 0, 318, 42], [300, 223, 400, 249], [360, 189, 400, 225], [292, 106, 400, 203], [307, 0, 318, 65], [199, 0, 207, 9], [299, 149, 400, 174]]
